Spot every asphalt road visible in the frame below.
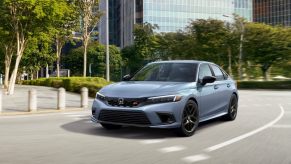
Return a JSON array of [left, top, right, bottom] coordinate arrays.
[[0, 90, 291, 164]]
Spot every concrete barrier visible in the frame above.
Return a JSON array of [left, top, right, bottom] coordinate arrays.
[[57, 88, 66, 110], [0, 89, 2, 113], [81, 87, 88, 108], [28, 89, 37, 112]]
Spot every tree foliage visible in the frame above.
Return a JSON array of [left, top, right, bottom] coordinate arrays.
[[62, 43, 122, 81]]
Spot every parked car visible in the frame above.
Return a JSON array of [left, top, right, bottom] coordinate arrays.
[[91, 60, 238, 137]]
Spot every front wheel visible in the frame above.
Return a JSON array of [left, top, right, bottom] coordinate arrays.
[[223, 94, 238, 121], [101, 123, 122, 130], [175, 100, 199, 137]]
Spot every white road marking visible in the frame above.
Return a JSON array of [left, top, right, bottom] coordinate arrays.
[[271, 125, 291, 128], [140, 139, 165, 144], [204, 104, 285, 152], [182, 154, 210, 163], [158, 146, 186, 153]]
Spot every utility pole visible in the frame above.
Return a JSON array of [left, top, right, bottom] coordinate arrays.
[[105, 0, 110, 81]]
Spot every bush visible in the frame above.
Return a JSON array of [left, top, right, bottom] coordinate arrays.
[[22, 77, 111, 97], [237, 80, 291, 89]]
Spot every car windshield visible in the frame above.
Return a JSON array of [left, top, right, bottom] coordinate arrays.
[[130, 63, 198, 82]]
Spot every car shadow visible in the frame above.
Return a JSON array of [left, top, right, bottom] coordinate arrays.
[[61, 116, 227, 139]]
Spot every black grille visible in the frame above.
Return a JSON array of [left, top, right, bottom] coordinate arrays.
[[106, 97, 147, 107], [98, 110, 151, 126]]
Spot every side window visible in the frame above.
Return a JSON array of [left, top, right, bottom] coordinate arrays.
[[198, 64, 213, 80], [221, 69, 229, 80], [210, 64, 224, 81]]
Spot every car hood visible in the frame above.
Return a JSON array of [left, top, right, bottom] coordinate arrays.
[[99, 81, 196, 98]]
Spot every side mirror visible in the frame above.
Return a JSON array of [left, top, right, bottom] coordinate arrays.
[[200, 76, 216, 85], [122, 74, 131, 81]]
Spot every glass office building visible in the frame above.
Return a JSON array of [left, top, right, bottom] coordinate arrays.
[[253, 0, 291, 26], [99, 0, 253, 48]]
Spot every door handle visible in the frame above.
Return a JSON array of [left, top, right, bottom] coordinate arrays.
[[214, 85, 219, 90], [227, 84, 231, 88]]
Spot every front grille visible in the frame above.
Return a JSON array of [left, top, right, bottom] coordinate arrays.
[[106, 97, 147, 107], [98, 110, 151, 125]]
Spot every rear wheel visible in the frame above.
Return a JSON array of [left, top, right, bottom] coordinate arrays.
[[223, 94, 238, 121], [176, 100, 199, 137], [101, 123, 122, 130]]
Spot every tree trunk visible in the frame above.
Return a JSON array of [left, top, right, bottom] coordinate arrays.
[[7, 31, 26, 95], [46, 64, 49, 78], [56, 38, 60, 78], [227, 46, 232, 77], [262, 63, 270, 81], [7, 54, 22, 95], [83, 40, 88, 77], [4, 46, 13, 90], [56, 37, 63, 78]]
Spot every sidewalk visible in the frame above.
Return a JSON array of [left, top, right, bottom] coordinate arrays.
[[1, 85, 94, 113]]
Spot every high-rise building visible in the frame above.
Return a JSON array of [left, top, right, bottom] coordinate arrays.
[[253, 0, 291, 26], [99, 0, 253, 48]]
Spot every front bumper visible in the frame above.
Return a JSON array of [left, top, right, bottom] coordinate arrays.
[[91, 98, 186, 129]]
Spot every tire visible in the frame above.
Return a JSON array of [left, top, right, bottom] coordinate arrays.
[[175, 100, 199, 137], [101, 123, 122, 130], [223, 94, 238, 121]]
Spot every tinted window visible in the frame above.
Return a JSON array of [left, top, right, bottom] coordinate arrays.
[[210, 64, 224, 81], [198, 64, 213, 80], [131, 63, 198, 82]]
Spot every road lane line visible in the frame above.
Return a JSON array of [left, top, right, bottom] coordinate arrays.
[[204, 104, 285, 152], [182, 154, 210, 163], [140, 139, 165, 144], [158, 146, 186, 153], [271, 125, 291, 128]]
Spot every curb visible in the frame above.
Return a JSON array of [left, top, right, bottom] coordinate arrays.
[[0, 108, 87, 116]]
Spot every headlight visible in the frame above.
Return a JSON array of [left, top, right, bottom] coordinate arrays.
[[147, 95, 182, 104], [96, 92, 106, 101]]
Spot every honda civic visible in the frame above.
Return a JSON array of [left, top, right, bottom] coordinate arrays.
[[91, 60, 238, 137]]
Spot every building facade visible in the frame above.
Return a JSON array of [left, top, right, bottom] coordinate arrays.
[[253, 0, 291, 26], [99, 0, 253, 48]]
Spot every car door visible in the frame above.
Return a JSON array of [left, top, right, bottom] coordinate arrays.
[[196, 63, 217, 119], [209, 64, 232, 114]]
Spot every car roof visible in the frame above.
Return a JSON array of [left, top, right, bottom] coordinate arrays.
[[150, 60, 214, 65]]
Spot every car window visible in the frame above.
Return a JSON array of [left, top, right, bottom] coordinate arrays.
[[221, 69, 229, 80], [210, 64, 224, 81], [198, 64, 213, 80], [131, 63, 198, 82]]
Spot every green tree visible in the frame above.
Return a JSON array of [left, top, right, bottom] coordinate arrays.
[[0, 26, 14, 89], [187, 19, 230, 65], [76, 0, 102, 77], [0, 0, 67, 94], [244, 23, 291, 80], [52, 1, 79, 77], [122, 23, 158, 74], [62, 43, 122, 81], [20, 34, 55, 79]]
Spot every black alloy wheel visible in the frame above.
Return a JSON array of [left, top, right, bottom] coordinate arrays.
[[223, 94, 238, 121], [176, 100, 199, 137]]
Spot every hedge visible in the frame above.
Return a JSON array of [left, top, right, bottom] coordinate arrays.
[[237, 80, 291, 89], [21, 77, 111, 97], [21, 78, 291, 97]]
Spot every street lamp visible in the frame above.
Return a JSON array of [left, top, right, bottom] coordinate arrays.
[[223, 14, 245, 81], [105, 0, 110, 81]]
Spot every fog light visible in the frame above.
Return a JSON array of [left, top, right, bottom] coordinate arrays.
[[157, 113, 176, 124]]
